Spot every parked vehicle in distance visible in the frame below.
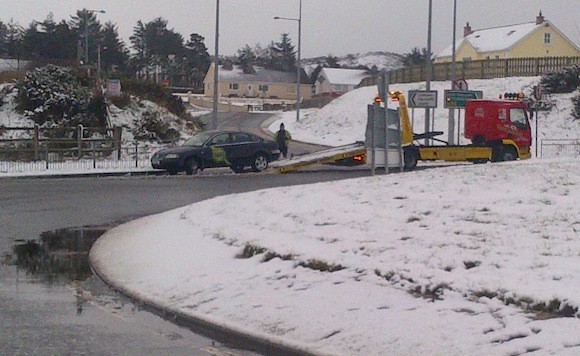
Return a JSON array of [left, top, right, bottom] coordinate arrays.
[[151, 130, 280, 175]]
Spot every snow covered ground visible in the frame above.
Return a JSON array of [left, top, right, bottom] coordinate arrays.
[[89, 77, 580, 355]]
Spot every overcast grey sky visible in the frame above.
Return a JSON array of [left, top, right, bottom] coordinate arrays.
[[2, 1, 579, 58]]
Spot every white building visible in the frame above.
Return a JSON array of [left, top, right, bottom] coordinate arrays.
[[314, 68, 369, 96]]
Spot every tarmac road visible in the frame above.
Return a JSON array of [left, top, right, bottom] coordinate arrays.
[[0, 168, 369, 354]]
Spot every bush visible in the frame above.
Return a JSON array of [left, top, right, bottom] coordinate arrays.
[[16, 65, 105, 128], [540, 65, 580, 94], [120, 79, 186, 117], [132, 110, 180, 143], [572, 92, 580, 121], [108, 93, 131, 109]]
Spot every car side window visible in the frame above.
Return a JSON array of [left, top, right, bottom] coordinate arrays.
[[209, 133, 230, 145], [231, 133, 251, 143]]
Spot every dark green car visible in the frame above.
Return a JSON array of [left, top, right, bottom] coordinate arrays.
[[151, 130, 281, 175]]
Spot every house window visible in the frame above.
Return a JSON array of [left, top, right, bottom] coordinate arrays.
[[462, 57, 472, 62], [544, 33, 551, 44], [259, 84, 269, 92], [229, 83, 239, 90]]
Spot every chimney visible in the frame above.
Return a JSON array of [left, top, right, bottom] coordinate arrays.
[[463, 22, 473, 37], [535, 11, 545, 25]]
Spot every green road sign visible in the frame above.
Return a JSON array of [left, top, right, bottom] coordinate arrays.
[[444, 90, 483, 108]]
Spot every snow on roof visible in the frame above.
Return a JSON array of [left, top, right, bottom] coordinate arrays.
[[436, 21, 541, 58], [319, 68, 369, 86], [218, 65, 304, 84]]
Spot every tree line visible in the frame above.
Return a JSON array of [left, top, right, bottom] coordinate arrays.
[[0, 9, 305, 91], [0, 10, 212, 90]]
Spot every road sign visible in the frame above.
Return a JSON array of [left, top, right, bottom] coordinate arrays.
[[408, 90, 438, 108], [444, 90, 483, 108], [107, 79, 121, 96], [452, 79, 468, 91]]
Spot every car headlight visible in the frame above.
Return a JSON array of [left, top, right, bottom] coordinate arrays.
[[165, 153, 180, 159]]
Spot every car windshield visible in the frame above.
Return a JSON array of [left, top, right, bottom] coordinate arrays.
[[182, 132, 213, 147]]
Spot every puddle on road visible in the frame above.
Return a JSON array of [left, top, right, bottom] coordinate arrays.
[[10, 227, 107, 283]]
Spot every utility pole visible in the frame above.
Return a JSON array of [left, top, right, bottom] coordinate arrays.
[[274, 0, 302, 122], [212, 0, 220, 130], [425, 0, 433, 145], [448, 0, 457, 145]]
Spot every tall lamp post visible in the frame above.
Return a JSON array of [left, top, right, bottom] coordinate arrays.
[[84, 9, 105, 66], [274, 0, 302, 122], [448, 0, 457, 145], [212, 0, 220, 130]]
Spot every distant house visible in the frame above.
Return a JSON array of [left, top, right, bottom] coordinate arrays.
[[203, 64, 313, 101], [434, 12, 580, 63], [314, 67, 369, 96]]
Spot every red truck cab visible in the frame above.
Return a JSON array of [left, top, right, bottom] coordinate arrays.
[[464, 99, 532, 160]]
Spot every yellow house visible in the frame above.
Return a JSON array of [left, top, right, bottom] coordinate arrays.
[[203, 64, 312, 101], [434, 12, 580, 63]]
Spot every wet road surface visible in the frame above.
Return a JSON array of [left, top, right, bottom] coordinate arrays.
[[1, 170, 370, 354]]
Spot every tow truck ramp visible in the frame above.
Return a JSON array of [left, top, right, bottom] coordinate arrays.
[[268, 142, 366, 173]]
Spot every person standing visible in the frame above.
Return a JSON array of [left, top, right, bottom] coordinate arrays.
[[275, 123, 292, 159]]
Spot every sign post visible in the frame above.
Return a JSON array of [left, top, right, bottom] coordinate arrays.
[[407, 90, 438, 109], [444, 90, 483, 109]]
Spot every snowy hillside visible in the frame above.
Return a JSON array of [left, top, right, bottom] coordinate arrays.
[[303, 51, 404, 71], [0, 83, 194, 143], [271, 76, 580, 149]]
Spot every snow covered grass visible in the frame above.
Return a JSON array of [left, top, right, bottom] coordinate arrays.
[[91, 157, 580, 355]]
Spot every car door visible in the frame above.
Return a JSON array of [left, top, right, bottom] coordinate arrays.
[[206, 132, 232, 168], [228, 132, 256, 165]]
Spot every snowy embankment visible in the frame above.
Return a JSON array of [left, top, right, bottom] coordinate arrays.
[[91, 157, 580, 355], [270, 77, 580, 149]]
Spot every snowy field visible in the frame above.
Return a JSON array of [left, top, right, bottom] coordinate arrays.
[[90, 77, 580, 355], [91, 157, 580, 355]]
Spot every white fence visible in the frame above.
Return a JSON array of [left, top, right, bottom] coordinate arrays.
[[0, 142, 166, 175]]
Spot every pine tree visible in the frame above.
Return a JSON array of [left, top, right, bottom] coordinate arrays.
[[100, 22, 129, 73], [236, 44, 256, 74], [69, 9, 103, 65], [269, 33, 296, 72]]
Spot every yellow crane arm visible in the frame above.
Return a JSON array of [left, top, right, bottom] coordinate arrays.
[[389, 90, 414, 146]]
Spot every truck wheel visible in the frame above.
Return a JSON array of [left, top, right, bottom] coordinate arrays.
[[491, 143, 503, 162], [403, 147, 419, 170], [185, 157, 199, 175], [502, 146, 518, 161]]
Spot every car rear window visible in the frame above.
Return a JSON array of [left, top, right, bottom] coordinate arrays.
[[231, 133, 252, 143]]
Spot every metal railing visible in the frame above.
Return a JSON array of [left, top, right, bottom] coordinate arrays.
[[540, 139, 580, 159], [0, 141, 170, 174]]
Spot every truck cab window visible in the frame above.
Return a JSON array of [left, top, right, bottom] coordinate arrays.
[[510, 108, 527, 126]]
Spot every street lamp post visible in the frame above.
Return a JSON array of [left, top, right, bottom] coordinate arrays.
[[274, 0, 302, 122], [84, 9, 105, 66], [212, 0, 220, 130]]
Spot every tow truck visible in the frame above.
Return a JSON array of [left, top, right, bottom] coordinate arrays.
[[389, 90, 533, 170]]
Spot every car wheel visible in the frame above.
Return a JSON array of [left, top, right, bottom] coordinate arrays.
[[185, 157, 199, 175], [252, 153, 269, 172], [167, 168, 179, 175], [231, 161, 245, 173]]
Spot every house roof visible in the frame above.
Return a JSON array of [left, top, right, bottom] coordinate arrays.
[[318, 68, 369, 86], [215, 65, 311, 84], [436, 21, 543, 58]]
